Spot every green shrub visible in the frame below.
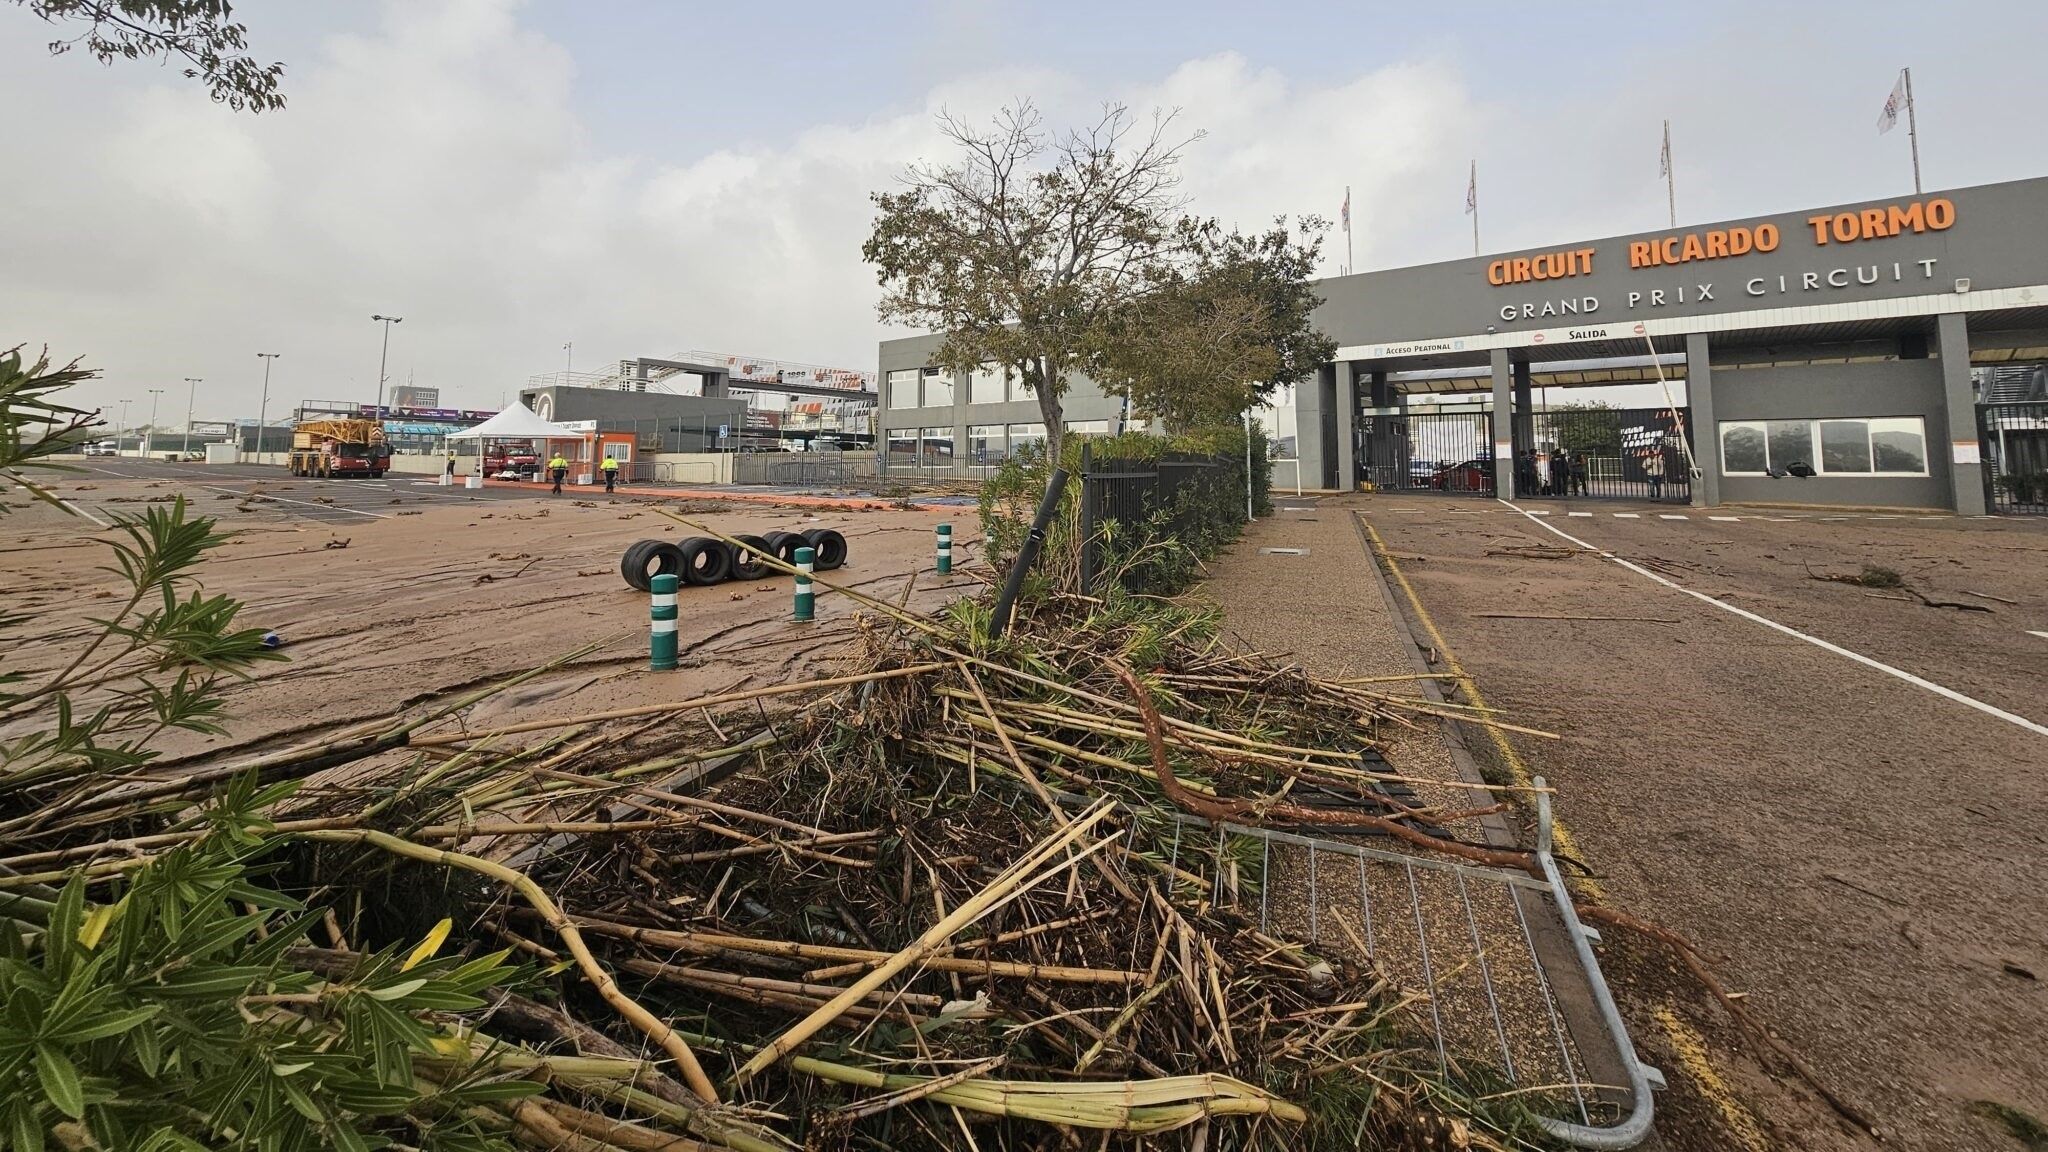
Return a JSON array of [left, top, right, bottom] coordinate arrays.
[[977, 422, 1269, 601]]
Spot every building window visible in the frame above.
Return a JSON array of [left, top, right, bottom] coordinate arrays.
[[1819, 420, 1872, 472], [919, 427, 954, 464], [886, 370, 918, 410], [1720, 417, 1928, 476], [968, 424, 1007, 464], [1007, 422, 1046, 457], [1869, 418, 1929, 472], [887, 428, 918, 462], [969, 364, 1006, 405], [1064, 420, 1108, 438], [922, 367, 954, 408]]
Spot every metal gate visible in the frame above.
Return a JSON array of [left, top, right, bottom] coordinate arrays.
[[1362, 409, 1497, 495], [1524, 406, 1693, 503], [1978, 401, 2048, 515]]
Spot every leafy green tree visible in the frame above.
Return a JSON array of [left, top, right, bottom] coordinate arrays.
[[1549, 400, 1622, 458], [7, 0, 285, 111], [864, 101, 1198, 461], [1086, 217, 1336, 435]]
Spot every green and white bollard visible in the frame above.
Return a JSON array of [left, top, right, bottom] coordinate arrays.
[[649, 572, 679, 670], [793, 546, 815, 622], [935, 522, 952, 575]]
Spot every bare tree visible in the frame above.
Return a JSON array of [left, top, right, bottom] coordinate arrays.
[[863, 101, 1199, 461]]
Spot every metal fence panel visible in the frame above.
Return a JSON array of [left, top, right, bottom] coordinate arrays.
[[1524, 406, 1693, 503], [1979, 401, 2048, 515], [1078, 445, 1234, 594], [1364, 410, 1497, 495]]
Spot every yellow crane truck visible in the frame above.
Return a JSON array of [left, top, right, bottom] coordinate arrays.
[[288, 419, 392, 478]]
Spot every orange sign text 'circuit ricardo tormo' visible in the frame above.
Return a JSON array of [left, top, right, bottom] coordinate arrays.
[[1487, 248, 1597, 285]]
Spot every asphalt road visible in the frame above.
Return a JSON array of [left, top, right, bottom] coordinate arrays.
[[1360, 493, 2048, 1152], [62, 458, 543, 525]]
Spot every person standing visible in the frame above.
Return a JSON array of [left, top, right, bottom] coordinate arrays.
[[1643, 449, 1667, 499], [1547, 449, 1569, 498], [601, 451, 620, 494], [548, 452, 569, 495], [1515, 449, 1539, 499], [444, 452, 457, 480], [1570, 452, 1588, 496]]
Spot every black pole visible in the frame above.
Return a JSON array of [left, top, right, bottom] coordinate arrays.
[[1077, 441, 1097, 597], [990, 466, 1070, 639]]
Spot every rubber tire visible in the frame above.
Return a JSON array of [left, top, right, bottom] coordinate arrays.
[[801, 528, 848, 571], [677, 537, 732, 586], [728, 534, 772, 581], [620, 538, 678, 592], [761, 531, 807, 566]]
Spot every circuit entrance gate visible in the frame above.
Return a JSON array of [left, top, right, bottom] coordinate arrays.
[[1978, 401, 2048, 515], [1522, 405, 1694, 503], [1361, 409, 1496, 495]]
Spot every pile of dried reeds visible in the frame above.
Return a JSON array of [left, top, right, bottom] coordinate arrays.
[[0, 519, 1576, 1151]]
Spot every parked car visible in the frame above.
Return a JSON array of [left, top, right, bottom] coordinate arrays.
[[1429, 458, 1495, 493], [82, 441, 119, 457]]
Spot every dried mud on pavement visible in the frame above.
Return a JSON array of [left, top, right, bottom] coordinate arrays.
[[1345, 494, 2048, 1152], [4, 467, 980, 770]]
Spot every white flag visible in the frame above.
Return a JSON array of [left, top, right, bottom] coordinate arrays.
[[1877, 70, 1907, 135], [1464, 161, 1476, 215]]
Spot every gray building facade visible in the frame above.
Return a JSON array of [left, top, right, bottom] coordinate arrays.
[[879, 175, 2048, 511], [875, 333, 1133, 475], [1305, 174, 2048, 513]]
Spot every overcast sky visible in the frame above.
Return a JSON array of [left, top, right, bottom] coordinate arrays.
[[6, 0, 2046, 425]]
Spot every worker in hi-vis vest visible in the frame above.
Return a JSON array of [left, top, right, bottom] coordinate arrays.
[[601, 452, 620, 494], [548, 453, 569, 495]]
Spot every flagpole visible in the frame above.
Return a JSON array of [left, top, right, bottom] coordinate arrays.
[[1663, 120, 1676, 227], [1469, 161, 1479, 256], [1344, 184, 1353, 275], [1903, 67, 1922, 195]]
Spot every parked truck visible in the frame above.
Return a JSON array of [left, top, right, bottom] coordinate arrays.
[[289, 419, 392, 478]]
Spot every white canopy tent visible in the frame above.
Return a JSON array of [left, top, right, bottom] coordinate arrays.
[[444, 403, 583, 489]]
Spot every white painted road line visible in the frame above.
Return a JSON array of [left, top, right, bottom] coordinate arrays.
[[1659, 514, 1689, 520], [1500, 498, 2048, 740], [1709, 515, 1741, 522], [2030, 631, 2048, 641], [1569, 511, 1593, 517], [58, 496, 110, 527], [1527, 510, 1551, 516], [1614, 513, 1640, 518], [198, 485, 389, 519]]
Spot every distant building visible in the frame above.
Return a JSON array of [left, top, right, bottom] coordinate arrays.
[[391, 385, 441, 409]]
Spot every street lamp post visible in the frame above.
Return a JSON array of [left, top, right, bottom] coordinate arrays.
[[145, 389, 164, 457], [116, 399, 131, 456], [256, 353, 280, 461], [371, 315, 403, 416], [182, 378, 202, 458]]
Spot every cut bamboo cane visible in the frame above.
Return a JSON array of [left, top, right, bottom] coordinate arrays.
[[413, 664, 945, 747], [729, 802, 1120, 1086], [293, 828, 720, 1106]]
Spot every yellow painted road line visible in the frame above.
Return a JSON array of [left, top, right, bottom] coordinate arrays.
[[1358, 514, 1599, 897], [1655, 1006, 1772, 1152]]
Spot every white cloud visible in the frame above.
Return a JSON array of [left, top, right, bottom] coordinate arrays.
[[2, 3, 1480, 423]]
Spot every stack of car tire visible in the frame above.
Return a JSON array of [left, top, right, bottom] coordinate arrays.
[[619, 529, 848, 593]]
